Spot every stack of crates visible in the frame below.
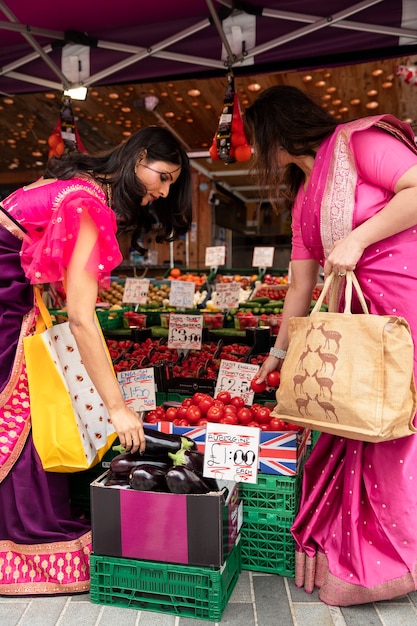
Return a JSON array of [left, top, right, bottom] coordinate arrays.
[[239, 472, 303, 577]]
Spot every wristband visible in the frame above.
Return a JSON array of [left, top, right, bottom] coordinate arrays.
[[269, 347, 287, 359]]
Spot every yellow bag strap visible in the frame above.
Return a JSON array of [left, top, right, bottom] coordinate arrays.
[[34, 286, 53, 333]]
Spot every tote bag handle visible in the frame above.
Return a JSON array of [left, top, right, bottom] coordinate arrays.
[[311, 270, 369, 315]]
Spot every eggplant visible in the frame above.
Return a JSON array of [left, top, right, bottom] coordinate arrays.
[[129, 465, 167, 491], [168, 449, 205, 475], [143, 426, 196, 454], [110, 453, 169, 477], [104, 471, 130, 487], [165, 466, 213, 494]]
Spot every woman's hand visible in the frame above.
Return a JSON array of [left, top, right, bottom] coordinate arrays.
[[254, 355, 283, 385], [324, 235, 365, 277], [109, 405, 146, 454]]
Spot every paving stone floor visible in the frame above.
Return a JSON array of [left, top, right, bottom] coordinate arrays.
[[2, 571, 417, 626]]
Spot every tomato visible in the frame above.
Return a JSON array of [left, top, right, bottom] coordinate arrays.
[[207, 404, 224, 422], [237, 407, 253, 425], [165, 407, 178, 422], [230, 395, 245, 410], [269, 417, 287, 431], [250, 378, 267, 393], [224, 405, 237, 416], [191, 392, 206, 406], [197, 418, 208, 426], [216, 391, 231, 404], [220, 414, 239, 425], [186, 405, 202, 425], [256, 406, 272, 425], [181, 398, 193, 407], [267, 370, 281, 388], [176, 405, 189, 421], [284, 422, 302, 431], [154, 406, 166, 418], [145, 410, 159, 423], [198, 395, 215, 415], [175, 418, 190, 426]]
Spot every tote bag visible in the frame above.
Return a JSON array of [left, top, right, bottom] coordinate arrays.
[[272, 271, 417, 442], [23, 287, 117, 472]]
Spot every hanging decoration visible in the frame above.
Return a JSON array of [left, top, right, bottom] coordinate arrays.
[[47, 94, 87, 159], [209, 73, 252, 164], [395, 64, 417, 86]]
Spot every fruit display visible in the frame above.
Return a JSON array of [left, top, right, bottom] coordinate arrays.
[[99, 280, 126, 306]]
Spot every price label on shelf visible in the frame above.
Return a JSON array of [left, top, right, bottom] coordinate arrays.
[[252, 246, 275, 268], [122, 278, 150, 304], [117, 367, 156, 412], [215, 282, 240, 310], [214, 359, 259, 405], [167, 314, 203, 350], [203, 422, 260, 484], [169, 280, 195, 309], [205, 246, 226, 267]]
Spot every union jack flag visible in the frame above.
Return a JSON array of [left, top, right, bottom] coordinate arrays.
[[258, 429, 310, 476]]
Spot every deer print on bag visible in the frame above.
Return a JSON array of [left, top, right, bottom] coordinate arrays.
[[316, 322, 342, 354], [314, 345, 338, 375], [298, 345, 312, 370], [313, 394, 339, 422], [293, 368, 310, 395], [296, 393, 313, 416], [312, 369, 334, 399]]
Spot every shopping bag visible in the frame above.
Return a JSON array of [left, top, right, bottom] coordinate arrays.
[[272, 271, 417, 442], [23, 287, 117, 472]]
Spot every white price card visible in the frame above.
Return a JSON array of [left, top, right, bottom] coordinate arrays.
[[117, 367, 156, 412], [122, 277, 150, 304], [214, 359, 259, 406], [205, 246, 226, 267], [169, 280, 195, 309], [215, 282, 240, 310], [203, 422, 260, 484], [167, 314, 203, 350], [252, 247, 275, 268]]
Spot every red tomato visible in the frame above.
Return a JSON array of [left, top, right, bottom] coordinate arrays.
[[198, 395, 215, 415], [154, 406, 166, 418], [268, 417, 287, 431], [176, 405, 189, 421], [230, 396, 245, 410], [182, 398, 193, 407], [216, 391, 231, 404], [224, 405, 237, 416], [186, 405, 202, 425], [145, 410, 158, 423], [237, 407, 253, 425], [165, 407, 178, 422], [256, 406, 272, 425], [197, 418, 208, 426], [207, 404, 224, 422], [191, 392, 206, 406], [220, 414, 239, 425], [267, 370, 281, 388], [250, 378, 267, 393], [175, 418, 190, 426]]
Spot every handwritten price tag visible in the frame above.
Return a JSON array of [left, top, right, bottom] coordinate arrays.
[[205, 246, 226, 267], [117, 367, 156, 412], [122, 278, 150, 304], [169, 280, 195, 309], [203, 422, 260, 484], [214, 359, 259, 405], [215, 282, 240, 310], [167, 314, 203, 350], [252, 247, 275, 268]]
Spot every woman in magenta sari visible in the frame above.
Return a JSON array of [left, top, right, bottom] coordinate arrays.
[[246, 85, 417, 605], [0, 126, 192, 595]]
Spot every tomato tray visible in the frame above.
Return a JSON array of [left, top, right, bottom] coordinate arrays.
[[90, 537, 241, 621]]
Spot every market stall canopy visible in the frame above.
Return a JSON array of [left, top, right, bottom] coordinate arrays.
[[0, 0, 416, 93]]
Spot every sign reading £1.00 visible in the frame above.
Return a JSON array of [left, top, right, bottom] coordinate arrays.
[[203, 422, 260, 484], [167, 314, 203, 350], [122, 278, 150, 305]]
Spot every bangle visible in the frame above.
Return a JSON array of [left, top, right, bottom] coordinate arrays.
[[269, 347, 287, 359]]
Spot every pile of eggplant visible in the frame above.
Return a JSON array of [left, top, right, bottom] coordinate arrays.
[[106, 426, 218, 494]]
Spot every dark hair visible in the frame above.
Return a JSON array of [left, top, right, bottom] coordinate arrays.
[[244, 85, 338, 209], [45, 126, 192, 253]]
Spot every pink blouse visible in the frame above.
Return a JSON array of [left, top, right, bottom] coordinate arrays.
[[2, 178, 122, 287]]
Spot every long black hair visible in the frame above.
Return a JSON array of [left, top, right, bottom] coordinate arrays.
[[244, 85, 338, 210], [45, 126, 192, 253]]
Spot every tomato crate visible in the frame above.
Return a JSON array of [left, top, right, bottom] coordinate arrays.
[[90, 537, 241, 621], [240, 473, 302, 521], [240, 518, 296, 577], [96, 307, 133, 331]]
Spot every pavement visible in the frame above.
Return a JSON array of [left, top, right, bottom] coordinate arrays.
[[2, 571, 417, 626]]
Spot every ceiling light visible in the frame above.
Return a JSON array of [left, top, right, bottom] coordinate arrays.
[[187, 89, 200, 97], [64, 87, 87, 100], [248, 83, 261, 92]]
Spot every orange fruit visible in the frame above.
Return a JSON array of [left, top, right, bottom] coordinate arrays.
[[170, 268, 181, 279]]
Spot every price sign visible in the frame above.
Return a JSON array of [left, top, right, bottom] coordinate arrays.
[[167, 314, 203, 350], [252, 247, 275, 268], [117, 367, 156, 412], [203, 422, 260, 484], [214, 359, 259, 405], [122, 278, 150, 304], [215, 282, 240, 310], [169, 280, 195, 309], [205, 246, 226, 267]]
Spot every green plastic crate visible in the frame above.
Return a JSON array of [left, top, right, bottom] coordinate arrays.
[[240, 517, 296, 577], [239, 473, 302, 518], [96, 307, 132, 331], [90, 538, 241, 621]]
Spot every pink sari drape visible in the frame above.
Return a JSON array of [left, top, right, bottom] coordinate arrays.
[[291, 115, 417, 605]]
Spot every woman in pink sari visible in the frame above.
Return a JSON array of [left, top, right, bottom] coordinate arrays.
[[0, 126, 192, 595], [246, 86, 417, 605]]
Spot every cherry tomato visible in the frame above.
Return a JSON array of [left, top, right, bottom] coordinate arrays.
[[230, 396, 245, 410], [250, 378, 267, 393], [267, 370, 281, 388], [216, 391, 231, 404], [237, 407, 253, 425]]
